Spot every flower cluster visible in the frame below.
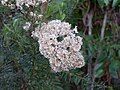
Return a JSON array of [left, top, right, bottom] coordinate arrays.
[[1, 0, 8, 5], [23, 22, 31, 31], [1, 0, 15, 9], [0, 0, 49, 9], [16, 0, 48, 8], [32, 20, 85, 72]]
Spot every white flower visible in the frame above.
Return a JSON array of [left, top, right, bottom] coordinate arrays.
[[32, 20, 85, 72], [73, 26, 78, 33], [38, 0, 48, 3], [30, 12, 36, 17], [38, 14, 43, 19], [1, 0, 8, 5], [23, 22, 31, 31], [1, 0, 50, 9], [15, 0, 49, 8]]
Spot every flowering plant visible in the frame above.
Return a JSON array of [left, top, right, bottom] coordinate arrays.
[[1, 0, 119, 89], [32, 20, 85, 72]]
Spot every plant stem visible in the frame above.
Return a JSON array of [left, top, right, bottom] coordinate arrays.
[[88, 10, 93, 35], [100, 12, 108, 41], [87, 10, 94, 90]]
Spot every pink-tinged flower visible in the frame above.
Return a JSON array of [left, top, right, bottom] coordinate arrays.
[[32, 20, 85, 72]]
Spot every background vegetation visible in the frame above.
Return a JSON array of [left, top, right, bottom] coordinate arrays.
[[0, 0, 120, 90]]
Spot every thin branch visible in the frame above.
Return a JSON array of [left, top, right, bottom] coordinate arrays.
[[83, 1, 95, 90], [100, 12, 108, 41], [88, 10, 93, 36], [87, 7, 94, 90]]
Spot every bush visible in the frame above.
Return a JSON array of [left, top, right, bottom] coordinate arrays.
[[0, 0, 120, 90]]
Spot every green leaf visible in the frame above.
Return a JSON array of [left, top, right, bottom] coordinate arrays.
[[109, 60, 120, 78], [112, 0, 119, 7], [94, 63, 104, 78], [13, 19, 19, 28], [97, 0, 109, 8], [118, 50, 120, 57], [55, 86, 64, 90], [60, 13, 66, 20], [0, 5, 10, 13], [104, 0, 109, 6], [95, 69, 104, 78], [97, 0, 105, 8], [73, 76, 81, 85]]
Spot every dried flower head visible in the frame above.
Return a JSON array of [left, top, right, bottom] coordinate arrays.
[[1, 0, 49, 9], [16, 0, 48, 8], [32, 20, 85, 72]]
